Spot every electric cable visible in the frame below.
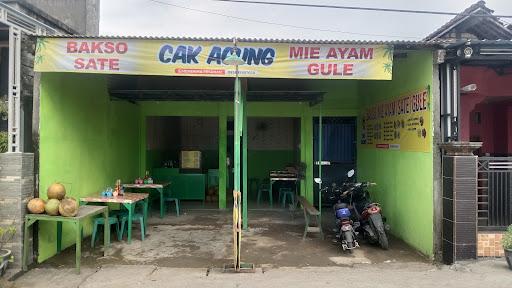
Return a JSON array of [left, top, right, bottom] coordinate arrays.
[[211, 0, 512, 19], [146, 0, 423, 39]]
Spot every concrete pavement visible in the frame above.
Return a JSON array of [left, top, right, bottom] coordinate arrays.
[[10, 260, 512, 288]]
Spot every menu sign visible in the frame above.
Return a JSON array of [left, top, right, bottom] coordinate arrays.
[[180, 151, 202, 169], [360, 88, 431, 152]]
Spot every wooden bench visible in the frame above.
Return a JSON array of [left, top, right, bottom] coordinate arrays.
[[297, 196, 324, 240]]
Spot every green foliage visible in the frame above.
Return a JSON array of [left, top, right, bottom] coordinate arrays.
[[383, 45, 394, 61], [0, 101, 7, 120], [502, 224, 512, 250], [0, 226, 16, 251], [0, 132, 7, 153], [383, 62, 393, 74]]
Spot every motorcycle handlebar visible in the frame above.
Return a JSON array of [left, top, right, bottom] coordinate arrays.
[[342, 182, 377, 186]]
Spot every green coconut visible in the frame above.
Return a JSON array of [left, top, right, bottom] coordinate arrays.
[[59, 198, 78, 217], [47, 183, 66, 200], [27, 198, 46, 214], [45, 199, 61, 216]]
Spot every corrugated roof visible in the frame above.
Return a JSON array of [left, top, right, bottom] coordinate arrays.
[[36, 34, 444, 47], [424, 0, 512, 41]]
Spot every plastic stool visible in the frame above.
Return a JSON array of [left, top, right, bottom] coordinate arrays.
[[248, 178, 260, 195], [165, 197, 180, 216], [119, 213, 145, 241], [91, 216, 120, 248], [257, 182, 272, 207], [279, 188, 294, 208]]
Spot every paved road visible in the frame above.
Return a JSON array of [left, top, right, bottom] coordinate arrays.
[[10, 260, 512, 288]]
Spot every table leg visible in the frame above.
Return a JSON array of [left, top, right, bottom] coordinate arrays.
[[75, 221, 81, 274], [103, 209, 109, 255], [157, 188, 164, 218], [124, 203, 134, 244], [294, 180, 299, 209], [56, 221, 62, 254], [143, 198, 149, 236], [22, 218, 33, 271], [270, 180, 274, 208]]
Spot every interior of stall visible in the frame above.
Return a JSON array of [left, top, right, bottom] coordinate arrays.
[[246, 117, 301, 208], [145, 116, 219, 208]]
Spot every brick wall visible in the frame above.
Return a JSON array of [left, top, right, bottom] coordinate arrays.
[[478, 232, 504, 257], [0, 153, 34, 272]]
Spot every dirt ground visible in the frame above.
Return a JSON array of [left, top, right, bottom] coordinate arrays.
[[7, 209, 512, 287]]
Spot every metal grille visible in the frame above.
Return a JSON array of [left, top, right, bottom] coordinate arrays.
[[478, 157, 512, 230]]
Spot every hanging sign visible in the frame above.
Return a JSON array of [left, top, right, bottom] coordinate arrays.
[[34, 37, 393, 80], [360, 88, 431, 152]]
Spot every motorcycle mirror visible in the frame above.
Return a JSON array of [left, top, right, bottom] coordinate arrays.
[[347, 169, 355, 178], [314, 178, 322, 184]]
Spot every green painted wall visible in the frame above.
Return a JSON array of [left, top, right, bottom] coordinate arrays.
[[357, 50, 434, 257], [38, 73, 140, 262]]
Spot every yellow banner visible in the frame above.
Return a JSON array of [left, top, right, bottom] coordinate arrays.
[[360, 88, 431, 152], [34, 38, 393, 80]]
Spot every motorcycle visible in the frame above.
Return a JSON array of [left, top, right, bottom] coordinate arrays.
[[341, 173, 389, 250], [315, 170, 359, 252]]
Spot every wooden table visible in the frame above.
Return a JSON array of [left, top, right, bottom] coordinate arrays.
[[123, 182, 170, 218], [23, 205, 109, 274], [80, 192, 149, 244]]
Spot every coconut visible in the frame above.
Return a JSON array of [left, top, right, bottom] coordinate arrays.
[[27, 198, 46, 214], [59, 198, 79, 217], [45, 199, 61, 216], [47, 183, 66, 200]]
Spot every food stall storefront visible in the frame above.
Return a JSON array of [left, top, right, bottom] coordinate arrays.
[[33, 36, 438, 264]]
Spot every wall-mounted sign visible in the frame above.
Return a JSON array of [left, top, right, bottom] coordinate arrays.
[[34, 38, 393, 80], [360, 88, 431, 152]]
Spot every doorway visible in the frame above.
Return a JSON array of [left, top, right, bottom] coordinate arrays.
[[313, 117, 357, 207]]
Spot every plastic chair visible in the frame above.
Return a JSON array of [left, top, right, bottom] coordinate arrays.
[[91, 216, 120, 248], [207, 169, 219, 188], [165, 198, 180, 216], [164, 186, 180, 216], [248, 178, 260, 194], [279, 187, 295, 208], [119, 212, 145, 241], [257, 180, 272, 207]]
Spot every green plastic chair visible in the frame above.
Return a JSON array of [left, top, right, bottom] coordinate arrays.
[[119, 212, 145, 241], [279, 187, 294, 208], [207, 169, 219, 188], [257, 180, 272, 207], [91, 216, 120, 248], [164, 188, 180, 217]]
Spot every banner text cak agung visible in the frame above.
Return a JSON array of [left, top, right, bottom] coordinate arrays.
[[34, 38, 394, 80]]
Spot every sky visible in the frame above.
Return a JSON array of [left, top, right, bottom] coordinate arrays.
[[99, 0, 512, 40]]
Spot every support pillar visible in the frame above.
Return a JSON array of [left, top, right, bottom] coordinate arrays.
[[0, 153, 34, 273], [218, 109, 227, 209], [241, 79, 248, 230], [440, 142, 481, 264], [300, 112, 314, 202]]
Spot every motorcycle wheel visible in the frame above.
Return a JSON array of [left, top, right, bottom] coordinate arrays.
[[369, 213, 389, 250], [343, 231, 354, 249], [378, 230, 389, 250]]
